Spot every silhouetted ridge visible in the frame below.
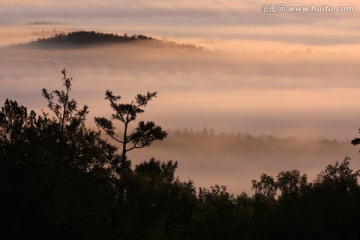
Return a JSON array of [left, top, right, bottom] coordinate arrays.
[[19, 31, 205, 51], [29, 31, 152, 47]]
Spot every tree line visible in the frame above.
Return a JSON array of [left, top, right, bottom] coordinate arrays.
[[1, 69, 359, 239]]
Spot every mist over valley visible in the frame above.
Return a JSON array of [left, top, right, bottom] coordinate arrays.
[[2, 1, 360, 237]]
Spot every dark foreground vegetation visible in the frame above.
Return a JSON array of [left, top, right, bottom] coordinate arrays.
[[1, 70, 360, 240]]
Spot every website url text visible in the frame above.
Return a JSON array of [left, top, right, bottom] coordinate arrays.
[[261, 5, 355, 13]]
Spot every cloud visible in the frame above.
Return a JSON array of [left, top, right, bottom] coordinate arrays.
[[1, 0, 360, 48]]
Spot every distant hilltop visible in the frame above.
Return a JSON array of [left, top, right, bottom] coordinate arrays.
[[22, 31, 205, 51], [28, 31, 153, 47]]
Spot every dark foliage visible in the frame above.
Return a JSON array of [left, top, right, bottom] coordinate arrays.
[[95, 90, 167, 175], [250, 157, 360, 240], [0, 70, 118, 240], [1, 69, 360, 240]]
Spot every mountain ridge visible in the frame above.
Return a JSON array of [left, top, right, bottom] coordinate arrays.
[[17, 31, 205, 51]]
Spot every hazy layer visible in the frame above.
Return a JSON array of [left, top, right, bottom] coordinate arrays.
[[1, 0, 360, 48], [128, 131, 359, 194], [1, 43, 359, 140]]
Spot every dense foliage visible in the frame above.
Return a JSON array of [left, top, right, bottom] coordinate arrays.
[[1, 70, 359, 240]]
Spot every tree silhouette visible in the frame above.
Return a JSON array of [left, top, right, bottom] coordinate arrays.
[[112, 158, 197, 239], [41, 69, 119, 171], [42, 69, 83, 133], [95, 90, 167, 174], [0, 69, 119, 240], [252, 173, 277, 199], [351, 129, 360, 151]]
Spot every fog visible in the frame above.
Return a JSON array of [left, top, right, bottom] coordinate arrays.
[[128, 131, 359, 194], [1, 42, 360, 139], [1, 40, 360, 193]]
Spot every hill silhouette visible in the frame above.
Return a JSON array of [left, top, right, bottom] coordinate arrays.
[[21, 31, 205, 51], [28, 31, 151, 47]]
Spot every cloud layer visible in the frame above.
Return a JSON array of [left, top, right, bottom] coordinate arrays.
[[1, 0, 360, 47], [1, 43, 359, 140]]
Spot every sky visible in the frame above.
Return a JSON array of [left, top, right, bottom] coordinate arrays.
[[1, 0, 360, 193], [2, 0, 360, 47]]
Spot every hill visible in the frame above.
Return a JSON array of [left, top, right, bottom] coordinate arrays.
[[20, 31, 205, 51], [27, 31, 152, 47]]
